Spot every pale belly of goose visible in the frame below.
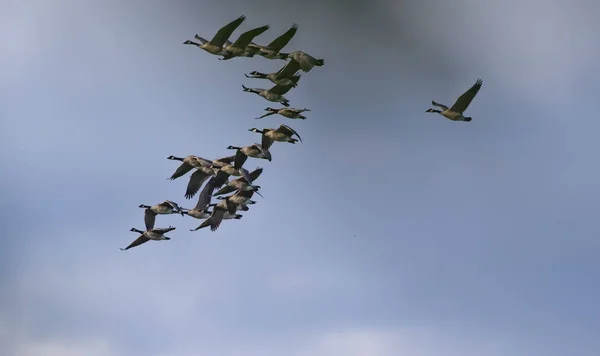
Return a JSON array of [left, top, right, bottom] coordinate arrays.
[[145, 231, 165, 240], [261, 92, 284, 102], [187, 210, 211, 219], [442, 110, 464, 121], [202, 44, 224, 55]]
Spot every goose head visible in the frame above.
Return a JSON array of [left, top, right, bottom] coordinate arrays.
[[425, 108, 441, 113], [248, 128, 264, 134], [138, 204, 151, 209]]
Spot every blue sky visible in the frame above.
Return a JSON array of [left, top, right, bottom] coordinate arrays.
[[1, 0, 599, 355]]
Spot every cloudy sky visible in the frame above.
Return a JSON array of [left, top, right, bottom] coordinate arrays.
[[1, 0, 599, 355]]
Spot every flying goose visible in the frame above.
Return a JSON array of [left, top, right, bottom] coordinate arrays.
[[255, 107, 310, 120], [241, 75, 300, 107], [121, 226, 176, 251], [210, 200, 252, 211], [180, 181, 217, 219], [209, 156, 253, 187], [139, 200, 184, 231], [194, 197, 238, 232], [248, 124, 302, 150], [183, 15, 246, 56], [220, 25, 271, 60], [248, 23, 298, 60], [215, 188, 259, 207], [226, 143, 272, 169], [167, 155, 213, 180], [426, 79, 483, 122], [244, 58, 302, 87], [184, 165, 217, 199], [213, 168, 264, 197], [286, 51, 324, 72], [189, 212, 242, 231]]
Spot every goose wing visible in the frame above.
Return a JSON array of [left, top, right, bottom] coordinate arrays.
[[163, 200, 182, 212], [195, 177, 216, 210], [169, 162, 194, 180], [192, 217, 212, 231], [209, 205, 227, 231], [450, 79, 483, 114], [269, 75, 301, 95], [248, 167, 263, 182], [151, 226, 176, 234], [233, 149, 249, 170], [213, 184, 236, 197], [144, 208, 157, 231], [120, 235, 149, 251], [213, 155, 236, 166], [185, 169, 212, 199], [261, 133, 274, 150], [209, 15, 246, 47], [231, 25, 270, 49], [275, 58, 302, 79], [276, 124, 302, 142], [266, 23, 298, 51], [213, 169, 231, 187]]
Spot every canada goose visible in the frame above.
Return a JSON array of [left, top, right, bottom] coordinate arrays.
[[220, 25, 270, 60], [255, 107, 310, 120], [244, 58, 302, 87], [213, 167, 263, 196], [167, 155, 213, 180], [248, 23, 298, 59], [209, 157, 252, 187], [121, 226, 176, 251], [227, 144, 272, 169], [195, 197, 238, 232], [215, 188, 259, 206], [426, 79, 483, 122], [286, 51, 324, 72], [213, 172, 264, 198], [210, 201, 252, 211], [241, 75, 300, 107], [189, 212, 242, 231], [184, 165, 217, 199], [139, 200, 184, 231], [183, 16, 246, 55], [180, 181, 216, 219], [248, 124, 302, 150]]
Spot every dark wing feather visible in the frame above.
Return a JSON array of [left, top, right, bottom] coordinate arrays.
[[213, 185, 236, 196], [248, 167, 263, 182], [277, 124, 302, 142], [195, 177, 215, 210], [275, 58, 302, 79], [121, 235, 149, 251], [232, 25, 270, 48], [261, 133, 274, 150], [266, 23, 298, 51], [185, 170, 211, 199], [209, 15, 246, 47], [269, 75, 300, 95], [225, 199, 238, 215], [169, 162, 193, 180], [213, 170, 230, 188], [192, 218, 212, 231], [144, 209, 156, 231], [234, 150, 248, 170], [450, 79, 483, 113], [210, 208, 226, 231], [214, 155, 236, 165]]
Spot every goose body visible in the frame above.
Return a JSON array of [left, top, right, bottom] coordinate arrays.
[[189, 211, 242, 231], [245, 58, 302, 87], [139, 200, 184, 231], [249, 124, 302, 150], [256, 107, 310, 120], [220, 25, 270, 60], [121, 226, 175, 251], [217, 189, 258, 206], [194, 197, 238, 232], [213, 167, 263, 196], [241, 75, 300, 107], [426, 79, 483, 122], [226, 144, 272, 169], [286, 51, 324, 72], [248, 23, 298, 60], [167, 155, 213, 180], [183, 16, 246, 56]]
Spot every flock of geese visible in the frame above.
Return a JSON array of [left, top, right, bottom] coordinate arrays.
[[121, 15, 324, 251], [121, 16, 485, 251]]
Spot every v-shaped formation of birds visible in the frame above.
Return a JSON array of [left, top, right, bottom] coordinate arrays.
[[122, 15, 484, 251]]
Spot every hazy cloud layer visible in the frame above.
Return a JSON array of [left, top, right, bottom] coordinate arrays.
[[1, 0, 599, 355]]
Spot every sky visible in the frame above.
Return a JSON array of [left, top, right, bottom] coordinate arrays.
[[1, 0, 599, 355]]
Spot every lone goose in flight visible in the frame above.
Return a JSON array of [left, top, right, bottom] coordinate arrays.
[[426, 79, 483, 122], [248, 124, 302, 150], [286, 51, 324, 72], [241, 75, 300, 107], [248, 23, 298, 60], [226, 143, 272, 169], [255, 107, 310, 120], [183, 15, 246, 56], [139, 200, 184, 231], [220, 24, 270, 60], [244, 58, 302, 87], [121, 226, 176, 251]]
